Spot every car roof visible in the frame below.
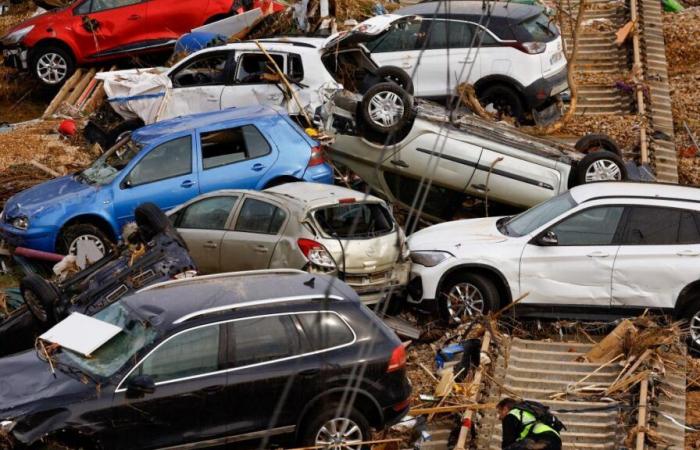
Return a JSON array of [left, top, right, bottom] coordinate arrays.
[[131, 105, 282, 145], [265, 182, 386, 209], [186, 37, 328, 57], [398, 1, 542, 22], [121, 270, 355, 329], [571, 182, 700, 204]]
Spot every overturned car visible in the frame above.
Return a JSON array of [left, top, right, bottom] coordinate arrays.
[[0, 203, 196, 356]]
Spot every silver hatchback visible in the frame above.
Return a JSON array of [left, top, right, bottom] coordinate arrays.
[[167, 182, 410, 304]]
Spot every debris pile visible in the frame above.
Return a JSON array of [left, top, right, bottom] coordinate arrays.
[[556, 114, 645, 153]]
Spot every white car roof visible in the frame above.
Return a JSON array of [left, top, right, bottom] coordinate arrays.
[[265, 182, 385, 209], [188, 37, 328, 57], [571, 182, 700, 204]]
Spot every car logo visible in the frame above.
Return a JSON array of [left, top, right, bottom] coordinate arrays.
[[366, 246, 377, 257]]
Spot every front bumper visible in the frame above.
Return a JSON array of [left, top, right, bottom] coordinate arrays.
[[522, 66, 569, 109], [405, 261, 445, 304], [0, 221, 56, 253], [1, 44, 28, 70], [344, 261, 410, 305]]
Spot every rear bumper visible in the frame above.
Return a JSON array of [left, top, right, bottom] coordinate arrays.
[[522, 66, 568, 109]]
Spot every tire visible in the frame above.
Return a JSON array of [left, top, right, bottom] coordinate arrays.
[[575, 134, 621, 157], [575, 150, 627, 185], [438, 273, 499, 324], [57, 223, 111, 257], [30, 45, 75, 86], [375, 66, 414, 95], [135, 202, 170, 242], [361, 82, 413, 135], [678, 294, 700, 354], [299, 402, 371, 449], [106, 119, 144, 149], [478, 84, 525, 123], [20, 274, 59, 325]]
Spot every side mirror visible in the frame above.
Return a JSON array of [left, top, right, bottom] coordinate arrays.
[[537, 231, 559, 246], [126, 375, 155, 398]]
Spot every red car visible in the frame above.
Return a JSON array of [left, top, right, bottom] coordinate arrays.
[[0, 0, 235, 86]]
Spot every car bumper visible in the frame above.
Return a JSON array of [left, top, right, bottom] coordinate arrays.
[[522, 66, 569, 109], [405, 262, 445, 304], [344, 261, 410, 305], [1, 44, 28, 70], [0, 222, 56, 252]]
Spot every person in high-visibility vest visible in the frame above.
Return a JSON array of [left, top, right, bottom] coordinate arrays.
[[497, 398, 562, 450]]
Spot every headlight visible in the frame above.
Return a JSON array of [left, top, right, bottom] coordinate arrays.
[[3, 25, 34, 44], [11, 216, 29, 230], [409, 251, 451, 267], [0, 419, 16, 433]]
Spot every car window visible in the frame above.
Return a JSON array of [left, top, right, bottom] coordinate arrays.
[[172, 53, 228, 87], [365, 20, 423, 53], [127, 136, 192, 187], [178, 196, 239, 230], [90, 0, 141, 13], [288, 53, 304, 82], [518, 13, 559, 42], [74, 0, 91, 14], [235, 53, 284, 84], [622, 206, 695, 245], [474, 25, 497, 45], [423, 20, 474, 49], [679, 211, 700, 244], [314, 203, 394, 238], [200, 125, 271, 170], [296, 312, 354, 351], [549, 206, 624, 246], [133, 324, 223, 384], [234, 198, 286, 234], [504, 192, 577, 237], [82, 138, 143, 185], [229, 315, 301, 367]]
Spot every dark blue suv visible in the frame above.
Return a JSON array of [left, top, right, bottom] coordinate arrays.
[[0, 106, 332, 255]]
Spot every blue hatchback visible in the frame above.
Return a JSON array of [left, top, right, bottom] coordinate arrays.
[[0, 106, 333, 254]]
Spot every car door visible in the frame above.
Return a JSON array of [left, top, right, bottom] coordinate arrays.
[[172, 195, 240, 274], [163, 51, 233, 121], [220, 52, 288, 110], [219, 196, 287, 271], [612, 206, 700, 309], [519, 205, 625, 307], [144, 0, 209, 38], [71, 0, 149, 59], [366, 19, 423, 87], [113, 135, 198, 230], [110, 323, 229, 449], [196, 123, 278, 193]]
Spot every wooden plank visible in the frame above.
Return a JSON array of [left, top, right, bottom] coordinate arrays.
[[454, 331, 491, 450], [64, 68, 96, 107], [630, 0, 648, 163], [635, 378, 648, 450], [43, 68, 83, 118]]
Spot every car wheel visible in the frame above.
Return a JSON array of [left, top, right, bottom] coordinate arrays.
[[31, 45, 75, 86], [439, 273, 499, 324], [361, 82, 413, 135], [106, 119, 144, 149], [57, 223, 111, 257], [375, 66, 414, 95], [478, 84, 525, 122], [300, 402, 370, 450], [135, 203, 170, 242], [20, 274, 59, 324], [574, 133, 621, 157], [575, 150, 627, 185], [678, 295, 700, 354]]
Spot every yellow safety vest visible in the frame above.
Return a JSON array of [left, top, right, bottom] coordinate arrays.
[[508, 408, 560, 441]]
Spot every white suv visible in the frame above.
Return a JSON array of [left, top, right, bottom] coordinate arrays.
[[363, 2, 567, 121], [406, 183, 700, 341]]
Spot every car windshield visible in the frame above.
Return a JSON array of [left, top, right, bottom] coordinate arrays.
[[519, 14, 559, 42], [314, 202, 394, 238], [59, 302, 157, 379], [80, 138, 143, 185], [501, 192, 577, 237]]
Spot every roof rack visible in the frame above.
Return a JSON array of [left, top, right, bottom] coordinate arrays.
[[137, 269, 307, 294]]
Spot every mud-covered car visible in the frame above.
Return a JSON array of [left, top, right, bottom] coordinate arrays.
[[322, 87, 628, 220], [0, 203, 196, 356]]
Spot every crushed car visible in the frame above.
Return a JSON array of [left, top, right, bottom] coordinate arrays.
[[321, 86, 628, 221], [0, 270, 410, 449], [168, 182, 410, 304], [0, 203, 196, 356], [0, 106, 332, 255], [0, 0, 237, 86]]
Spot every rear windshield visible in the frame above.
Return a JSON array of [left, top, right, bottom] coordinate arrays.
[[314, 203, 394, 238], [517, 14, 559, 42]]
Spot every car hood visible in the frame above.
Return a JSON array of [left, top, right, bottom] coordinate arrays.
[[323, 14, 419, 51], [2, 6, 68, 38], [408, 217, 507, 251], [3, 175, 100, 222]]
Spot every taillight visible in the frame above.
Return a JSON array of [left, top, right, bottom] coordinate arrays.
[[297, 238, 336, 269], [387, 344, 407, 373], [508, 41, 546, 54], [308, 145, 325, 167]]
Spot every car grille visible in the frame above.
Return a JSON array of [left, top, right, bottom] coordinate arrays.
[[343, 270, 392, 286]]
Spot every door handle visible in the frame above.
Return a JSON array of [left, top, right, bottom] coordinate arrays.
[[251, 163, 266, 172], [203, 241, 217, 249], [677, 250, 700, 256], [254, 245, 269, 253], [202, 385, 224, 393], [458, 57, 475, 64], [300, 368, 320, 377], [586, 251, 609, 258], [471, 184, 488, 192], [390, 159, 409, 168], [128, 14, 141, 20], [181, 180, 196, 188]]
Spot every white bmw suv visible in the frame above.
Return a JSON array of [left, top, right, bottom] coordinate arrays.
[[407, 183, 700, 341]]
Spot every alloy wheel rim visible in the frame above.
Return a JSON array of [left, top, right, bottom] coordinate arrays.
[[368, 91, 404, 128], [690, 312, 700, 345], [585, 159, 622, 182], [446, 282, 485, 322], [24, 290, 47, 322], [36, 53, 68, 84], [68, 234, 106, 257], [315, 417, 363, 450]]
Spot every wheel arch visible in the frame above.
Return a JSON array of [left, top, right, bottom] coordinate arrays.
[[473, 75, 526, 97], [437, 263, 513, 309], [30, 38, 77, 63], [263, 175, 303, 189], [57, 214, 119, 249], [673, 279, 700, 319]]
